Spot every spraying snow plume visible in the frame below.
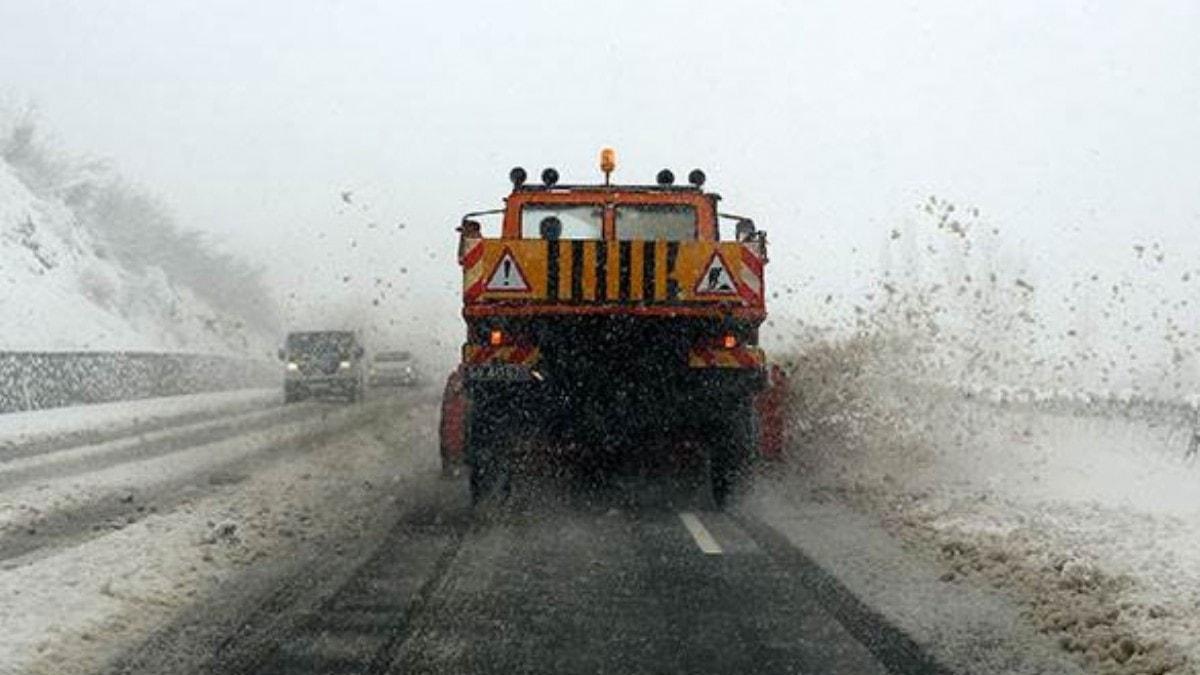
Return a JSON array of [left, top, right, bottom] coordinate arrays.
[[772, 199, 1200, 675]]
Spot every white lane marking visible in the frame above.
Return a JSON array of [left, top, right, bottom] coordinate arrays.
[[678, 512, 723, 555]]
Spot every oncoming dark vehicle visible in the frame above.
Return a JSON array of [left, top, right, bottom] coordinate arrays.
[[278, 330, 367, 403]]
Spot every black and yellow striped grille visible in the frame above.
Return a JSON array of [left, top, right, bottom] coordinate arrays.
[[544, 240, 686, 303], [462, 237, 764, 308]]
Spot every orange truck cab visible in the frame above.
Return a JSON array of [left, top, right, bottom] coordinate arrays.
[[453, 151, 774, 506]]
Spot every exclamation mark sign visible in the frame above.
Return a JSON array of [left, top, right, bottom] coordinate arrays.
[[486, 249, 529, 291]]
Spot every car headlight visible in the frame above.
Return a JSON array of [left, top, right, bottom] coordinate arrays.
[[286, 362, 299, 371], [340, 360, 351, 369]]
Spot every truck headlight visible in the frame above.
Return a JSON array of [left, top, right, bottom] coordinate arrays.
[[340, 360, 351, 369], [286, 362, 299, 371]]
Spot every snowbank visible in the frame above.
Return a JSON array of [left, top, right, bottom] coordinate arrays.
[[0, 387, 277, 456], [877, 405, 1200, 675], [0, 398, 438, 675], [0, 125, 272, 354], [778, 341, 1200, 675], [744, 486, 1085, 674]]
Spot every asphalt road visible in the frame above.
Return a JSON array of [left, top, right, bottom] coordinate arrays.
[[140, 476, 950, 675]]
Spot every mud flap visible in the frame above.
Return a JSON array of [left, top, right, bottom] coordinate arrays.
[[467, 394, 513, 505], [709, 398, 756, 509]]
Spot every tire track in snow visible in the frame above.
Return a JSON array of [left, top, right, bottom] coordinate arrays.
[[0, 403, 316, 490], [0, 389, 280, 462], [0, 400, 393, 566]]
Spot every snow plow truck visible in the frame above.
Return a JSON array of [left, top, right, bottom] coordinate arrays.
[[443, 150, 783, 506]]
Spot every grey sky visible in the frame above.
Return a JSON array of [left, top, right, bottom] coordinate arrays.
[[3, 1, 1199, 376]]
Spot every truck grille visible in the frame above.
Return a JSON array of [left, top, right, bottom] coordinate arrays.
[[298, 356, 341, 375]]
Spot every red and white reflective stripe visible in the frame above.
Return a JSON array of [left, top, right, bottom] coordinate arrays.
[[461, 238, 486, 301], [738, 244, 764, 304]]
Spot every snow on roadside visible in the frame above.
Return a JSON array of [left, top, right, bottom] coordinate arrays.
[[0, 399, 438, 675], [743, 484, 1085, 674], [786, 383, 1200, 675], [0, 404, 298, 483], [0, 388, 278, 455], [0, 405, 343, 536], [893, 405, 1200, 674]]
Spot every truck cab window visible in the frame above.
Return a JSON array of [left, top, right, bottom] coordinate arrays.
[[520, 204, 603, 240], [614, 204, 697, 241]]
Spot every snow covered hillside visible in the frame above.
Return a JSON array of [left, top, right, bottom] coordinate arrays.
[[0, 114, 275, 355]]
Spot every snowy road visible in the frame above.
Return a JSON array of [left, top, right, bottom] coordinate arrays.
[[2, 390, 1182, 675], [0, 389, 431, 675], [155, 498, 908, 674], [0, 396, 357, 565], [99, 475, 1075, 675], [0, 389, 281, 460]]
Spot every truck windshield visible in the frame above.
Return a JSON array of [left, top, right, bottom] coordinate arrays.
[[521, 204, 603, 240], [287, 332, 354, 353], [615, 204, 697, 241]]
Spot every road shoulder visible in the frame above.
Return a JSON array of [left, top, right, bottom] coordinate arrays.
[[742, 481, 1085, 675]]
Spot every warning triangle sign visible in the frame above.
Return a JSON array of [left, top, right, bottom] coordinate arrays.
[[484, 249, 531, 292], [694, 251, 738, 295]]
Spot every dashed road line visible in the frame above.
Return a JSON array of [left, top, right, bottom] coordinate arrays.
[[678, 511, 723, 555]]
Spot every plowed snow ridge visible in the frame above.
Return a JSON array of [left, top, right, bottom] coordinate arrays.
[[0, 388, 279, 457], [0, 396, 436, 675]]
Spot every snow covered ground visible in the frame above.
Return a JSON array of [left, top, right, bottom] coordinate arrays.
[[743, 485, 1085, 674], [0, 388, 278, 457], [0, 136, 271, 354], [0, 394, 436, 675], [4, 358, 1194, 674], [787, 391, 1200, 675]]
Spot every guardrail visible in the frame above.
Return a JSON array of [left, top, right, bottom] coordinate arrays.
[[889, 379, 1200, 432], [0, 352, 279, 413], [951, 383, 1196, 421]]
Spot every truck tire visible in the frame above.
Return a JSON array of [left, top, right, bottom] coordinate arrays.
[[709, 399, 756, 509], [467, 396, 511, 505]]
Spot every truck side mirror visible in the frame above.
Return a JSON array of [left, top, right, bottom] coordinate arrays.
[[458, 219, 482, 262], [735, 219, 757, 242], [277, 348, 286, 361], [458, 219, 482, 237]]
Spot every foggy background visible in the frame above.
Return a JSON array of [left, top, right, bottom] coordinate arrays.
[[2, 1, 1197, 389]]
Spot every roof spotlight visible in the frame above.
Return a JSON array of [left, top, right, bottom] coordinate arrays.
[[656, 169, 675, 186], [541, 167, 560, 186], [599, 147, 616, 185], [509, 166, 528, 187], [687, 169, 706, 187]]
